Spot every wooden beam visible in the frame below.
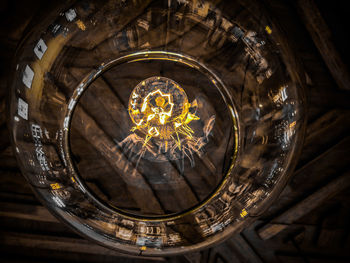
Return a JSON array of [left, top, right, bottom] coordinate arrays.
[[228, 234, 263, 263], [257, 170, 350, 240], [0, 201, 57, 223], [297, 109, 350, 168], [0, 125, 10, 152], [0, 232, 165, 261], [0, 97, 6, 127], [298, 0, 350, 90], [292, 136, 350, 187]]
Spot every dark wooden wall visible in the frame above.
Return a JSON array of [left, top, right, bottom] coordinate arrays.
[[0, 0, 350, 262]]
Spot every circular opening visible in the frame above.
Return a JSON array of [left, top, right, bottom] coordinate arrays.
[[9, 0, 307, 254], [67, 52, 239, 218]]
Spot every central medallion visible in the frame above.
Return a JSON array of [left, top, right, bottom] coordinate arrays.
[[119, 76, 215, 166], [128, 76, 198, 143]]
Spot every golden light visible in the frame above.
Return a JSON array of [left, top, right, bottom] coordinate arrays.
[[128, 76, 199, 149]]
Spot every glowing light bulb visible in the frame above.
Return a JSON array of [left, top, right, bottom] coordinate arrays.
[[121, 76, 215, 164], [128, 76, 197, 143]]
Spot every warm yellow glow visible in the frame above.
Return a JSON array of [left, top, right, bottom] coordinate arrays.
[[75, 19, 86, 31], [240, 209, 248, 218], [128, 77, 200, 148], [148, 127, 159, 136], [155, 96, 165, 107], [50, 183, 61, 190], [265, 25, 272, 34]]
